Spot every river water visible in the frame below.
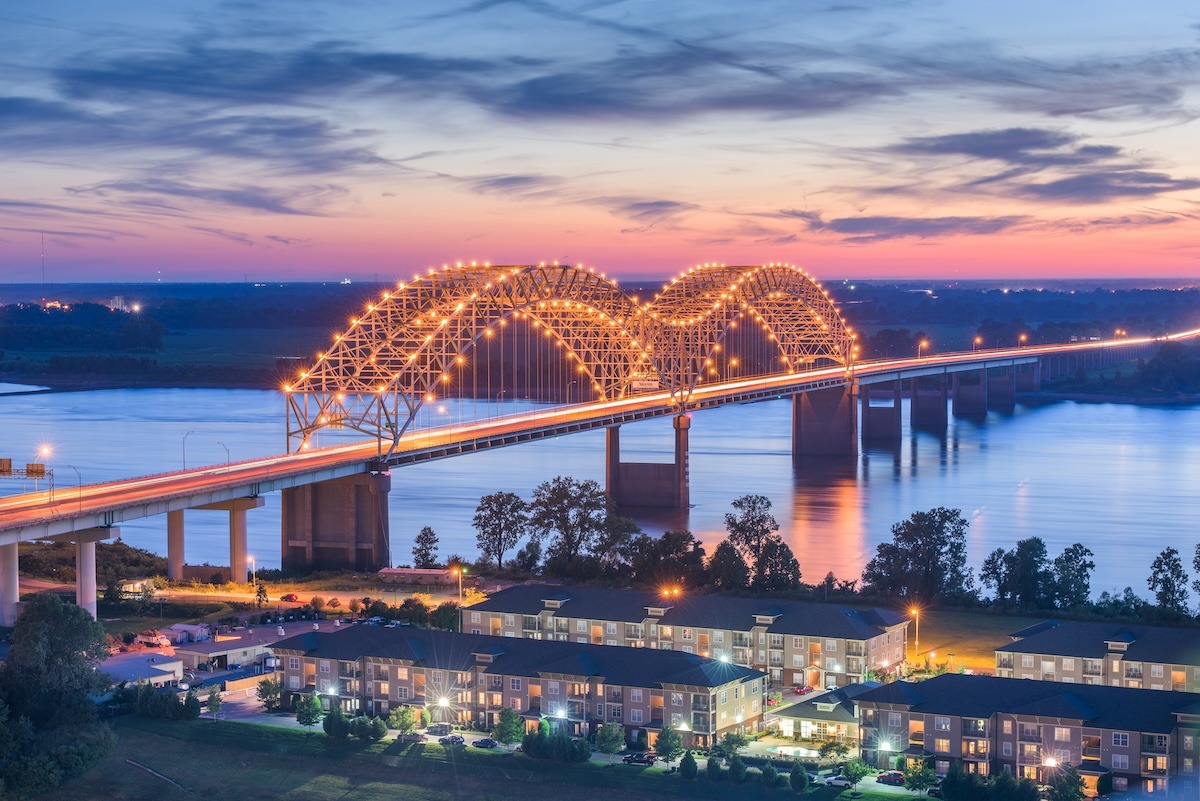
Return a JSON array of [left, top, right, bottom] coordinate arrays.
[[1, 386, 1197, 598]]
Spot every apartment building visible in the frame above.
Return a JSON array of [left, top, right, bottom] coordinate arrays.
[[857, 674, 1200, 797], [270, 626, 766, 748], [464, 584, 909, 688], [995, 620, 1200, 692]]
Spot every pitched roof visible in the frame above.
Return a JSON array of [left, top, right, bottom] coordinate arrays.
[[270, 627, 765, 690], [856, 674, 1197, 734], [776, 682, 882, 723], [997, 619, 1200, 664], [471, 584, 908, 640]]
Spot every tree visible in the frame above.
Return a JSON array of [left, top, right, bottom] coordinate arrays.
[[1008, 538, 1054, 609], [1147, 546, 1189, 614], [513, 539, 542, 573], [255, 581, 268, 608], [349, 714, 370, 739], [182, 688, 202, 720], [860, 507, 975, 602], [728, 754, 747, 783], [903, 761, 938, 794], [789, 760, 809, 792], [752, 535, 802, 592], [761, 760, 779, 786], [720, 731, 749, 756], [369, 716, 388, 740], [309, 596, 327, 613], [1192, 543, 1200, 602], [706, 755, 723, 781], [724, 494, 780, 582], [205, 686, 222, 722], [707, 541, 749, 590], [494, 706, 524, 745], [103, 579, 122, 605], [1052, 544, 1095, 608], [348, 597, 363, 616], [528, 476, 608, 566], [839, 758, 870, 791], [413, 526, 440, 568], [679, 750, 698, 780], [0, 593, 109, 727], [1045, 763, 1085, 801], [430, 601, 460, 631], [296, 692, 323, 727], [323, 704, 350, 739], [656, 723, 683, 762], [818, 740, 850, 762], [473, 491, 528, 568], [596, 722, 626, 756], [389, 705, 416, 734], [628, 529, 708, 588], [419, 708, 431, 728], [256, 677, 282, 711]]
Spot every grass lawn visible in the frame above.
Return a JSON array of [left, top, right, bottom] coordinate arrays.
[[913, 607, 1040, 672], [50, 717, 898, 801]]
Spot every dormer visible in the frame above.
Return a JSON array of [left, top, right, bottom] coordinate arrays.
[[815, 700, 838, 712], [645, 605, 673, 618], [472, 645, 505, 664], [541, 592, 571, 610], [1105, 630, 1136, 652], [753, 607, 783, 626]]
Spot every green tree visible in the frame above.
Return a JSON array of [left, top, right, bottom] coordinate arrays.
[[430, 601, 460, 632], [182, 688, 202, 720], [369, 716, 388, 740], [679, 750, 698, 780], [1052, 544, 1095, 608], [255, 581, 268, 608], [819, 739, 850, 762], [256, 677, 282, 711], [656, 723, 683, 762], [752, 534, 802, 592], [309, 596, 327, 614], [1007, 537, 1054, 608], [388, 705, 416, 734], [1148, 546, 1190, 614], [628, 529, 708, 588], [323, 704, 350, 739], [706, 755, 723, 781], [103, 579, 123, 606], [761, 760, 779, 786], [720, 731, 749, 756], [348, 714, 370, 739], [596, 722, 626, 756], [789, 760, 809, 792], [1045, 763, 1085, 801], [205, 686, 222, 722], [728, 754, 748, 783], [903, 761, 938, 794], [473, 491, 528, 568], [839, 758, 870, 791], [724, 494, 780, 582], [861, 507, 975, 602], [419, 708, 431, 728], [297, 692, 323, 727], [349, 597, 363, 616], [494, 706, 524, 745], [528, 475, 607, 566], [707, 540, 749, 590], [413, 526, 440, 568]]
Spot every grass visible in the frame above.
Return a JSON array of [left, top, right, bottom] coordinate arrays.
[[912, 607, 1041, 672], [50, 717, 898, 801]]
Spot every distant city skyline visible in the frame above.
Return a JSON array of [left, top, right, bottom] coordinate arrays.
[[2, 1, 1198, 281]]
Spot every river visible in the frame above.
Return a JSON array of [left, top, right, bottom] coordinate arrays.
[[1, 385, 1197, 598]]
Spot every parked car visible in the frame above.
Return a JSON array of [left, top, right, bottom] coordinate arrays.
[[439, 735, 465, 746], [877, 770, 906, 786], [928, 786, 944, 798], [400, 733, 427, 743], [793, 685, 814, 695], [622, 752, 658, 765], [825, 775, 854, 788], [280, 593, 299, 602], [472, 738, 498, 749]]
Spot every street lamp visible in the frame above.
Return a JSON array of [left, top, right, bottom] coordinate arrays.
[[1018, 333, 1028, 348], [182, 431, 196, 469], [909, 607, 920, 663], [218, 441, 231, 463], [66, 464, 82, 513], [248, 554, 256, 586], [451, 566, 466, 604], [973, 336, 982, 352], [917, 339, 929, 358]]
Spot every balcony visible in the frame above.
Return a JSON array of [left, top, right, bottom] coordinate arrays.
[[997, 656, 1015, 669], [691, 699, 711, 712], [909, 732, 925, 744], [732, 635, 752, 649], [607, 691, 623, 703], [846, 645, 865, 657], [1125, 670, 1144, 680], [1083, 747, 1101, 760], [1141, 740, 1169, 755], [1082, 666, 1102, 677], [1019, 730, 1042, 743]]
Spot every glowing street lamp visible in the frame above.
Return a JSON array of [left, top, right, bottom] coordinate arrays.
[[1018, 333, 1029, 348], [910, 607, 920, 662], [917, 339, 929, 358], [451, 566, 467, 604], [973, 336, 982, 352]]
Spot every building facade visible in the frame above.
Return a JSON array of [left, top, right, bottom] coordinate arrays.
[[464, 584, 909, 688], [271, 626, 767, 748], [857, 674, 1200, 797], [995, 620, 1200, 693]]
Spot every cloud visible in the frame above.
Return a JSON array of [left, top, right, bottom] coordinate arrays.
[[187, 226, 256, 246], [265, 234, 309, 246], [1021, 171, 1200, 203], [67, 177, 346, 215], [778, 210, 1028, 243]]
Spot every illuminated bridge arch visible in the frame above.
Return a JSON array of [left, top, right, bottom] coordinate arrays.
[[285, 261, 855, 453]]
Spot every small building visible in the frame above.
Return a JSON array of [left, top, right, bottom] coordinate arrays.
[[378, 567, 476, 587], [165, 623, 212, 644], [771, 681, 880, 743], [100, 651, 183, 688], [174, 620, 337, 671]]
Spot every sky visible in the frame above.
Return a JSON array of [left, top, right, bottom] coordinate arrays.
[[2, 0, 1199, 282]]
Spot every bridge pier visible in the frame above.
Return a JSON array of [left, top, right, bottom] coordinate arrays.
[[1016, 362, 1042, 392], [195, 497, 266, 582], [0, 543, 18, 626], [792, 385, 857, 458], [167, 509, 185, 581], [45, 527, 119, 619], [604, 415, 690, 508], [910, 375, 948, 430], [281, 473, 391, 572], [987, 367, 1017, 411], [860, 382, 902, 440], [952, 370, 988, 417]]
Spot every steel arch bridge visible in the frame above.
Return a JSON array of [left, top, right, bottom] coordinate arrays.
[[284, 261, 855, 455]]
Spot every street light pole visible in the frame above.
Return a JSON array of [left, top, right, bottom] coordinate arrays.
[[182, 431, 196, 469], [218, 441, 231, 464], [910, 607, 920, 663], [66, 464, 81, 513], [973, 336, 982, 352]]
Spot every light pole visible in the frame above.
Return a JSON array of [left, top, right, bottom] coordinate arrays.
[[973, 336, 982, 352], [1018, 333, 1028, 348], [917, 339, 929, 359], [909, 607, 920, 663], [248, 554, 256, 586], [182, 431, 196, 469], [451, 566, 466, 605], [66, 464, 82, 513], [218, 441, 231, 463]]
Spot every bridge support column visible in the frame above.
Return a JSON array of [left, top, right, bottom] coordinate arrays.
[[861, 382, 902, 440], [605, 415, 690, 508], [987, 367, 1017, 410], [167, 509, 185, 581], [792, 385, 857, 458], [0, 543, 18, 627], [46, 527, 118, 619], [952, 370, 988, 417], [281, 474, 391, 573], [196, 497, 265, 581], [910, 375, 948, 430], [1016, 362, 1042, 392]]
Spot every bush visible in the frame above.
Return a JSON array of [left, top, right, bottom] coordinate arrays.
[[349, 715, 371, 739], [761, 761, 779, 786], [706, 756, 723, 782], [790, 761, 809, 793], [369, 716, 388, 740], [679, 750, 698, 781], [729, 754, 747, 784], [322, 705, 350, 739]]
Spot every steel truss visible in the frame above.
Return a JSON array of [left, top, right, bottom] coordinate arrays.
[[285, 262, 854, 455]]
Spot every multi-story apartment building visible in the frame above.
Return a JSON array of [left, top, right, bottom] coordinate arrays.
[[464, 584, 909, 689], [857, 674, 1200, 797], [995, 620, 1200, 692], [270, 626, 766, 748]]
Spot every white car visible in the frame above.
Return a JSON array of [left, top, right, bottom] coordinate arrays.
[[825, 775, 854, 788]]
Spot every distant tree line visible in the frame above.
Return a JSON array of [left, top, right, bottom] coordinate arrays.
[[0, 303, 163, 350]]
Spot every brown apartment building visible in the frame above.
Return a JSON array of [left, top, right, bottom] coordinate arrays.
[[270, 626, 766, 748], [464, 584, 909, 688], [857, 673, 1200, 797], [995, 620, 1200, 692]]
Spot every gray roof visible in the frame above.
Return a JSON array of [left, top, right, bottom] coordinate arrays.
[[776, 682, 882, 724], [471, 584, 908, 640], [856, 674, 1199, 734], [271, 627, 765, 690], [998, 619, 1200, 665]]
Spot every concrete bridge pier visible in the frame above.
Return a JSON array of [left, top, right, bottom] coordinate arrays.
[[167, 509, 185, 581], [792, 385, 857, 459], [0, 543, 18, 626], [44, 527, 119, 619], [196, 497, 266, 582], [281, 474, 391, 572], [604, 415, 691, 508], [987, 367, 1017, 411], [1016, 362, 1042, 392], [952, 370, 988, 417], [860, 382, 902, 440], [910, 375, 948, 430]]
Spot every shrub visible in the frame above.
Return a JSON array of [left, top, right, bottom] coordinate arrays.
[[706, 756, 723, 782], [761, 761, 779, 786], [369, 716, 388, 740], [679, 750, 698, 780], [790, 761, 809, 793], [729, 754, 747, 784]]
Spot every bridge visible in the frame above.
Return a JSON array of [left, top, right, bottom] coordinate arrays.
[[0, 262, 1191, 624]]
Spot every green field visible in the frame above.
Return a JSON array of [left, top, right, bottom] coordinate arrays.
[[48, 717, 896, 801]]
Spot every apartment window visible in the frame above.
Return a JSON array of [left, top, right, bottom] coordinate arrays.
[[606, 622, 617, 634], [750, 682, 760, 694], [470, 612, 481, 624], [630, 689, 643, 703], [935, 738, 950, 753], [1185, 735, 1195, 751], [792, 637, 803, 649], [1055, 727, 1070, 742], [733, 687, 740, 700], [288, 675, 300, 689], [609, 704, 622, 719], [471, 629, 480, 635], [1003, 720, 1013, 735], [1185, 757, 1194, 773], [888, 712, 902, 728], [682, 645, 693, 654], [548, 681, 560, 695], [596, 703, 603, 717], [1021, 655, 1034, 668], [396, 668, 408, 680], [1112, 733, 1129, 748], [319, 660, 330, 674], [397, 686, 410, 699], [1113, 778, 1128, 792], [1002, 742, 1012, 757], [1062, 658, 1075, 672], [649, 624, 658, 637], [576, 620, 586, 633], [714, 631, 725, 644], [510, 678, 522, 691], [661, 626, 672, 638], [792, 654, 805, 667], [935, 717, 951, 732], [511, 697, 521, 709], [671, 692, 683, 706], [1112, 754, 1129, 770], [671, 713, 683, 727], [825, 639, 838, 652], [289, 657, 300, 670], [683, 628, 693, 641], [720, 691, 728, 705], [1151, 665, 1164, 678], [631, 708, 643, 724]]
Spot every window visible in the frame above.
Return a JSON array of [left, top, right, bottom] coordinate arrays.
[[606, 621, 617, 634], [596, 703, 603, 717], [1002, 742, 1012, 756], [683, 628, 693, 641], [504, 615, 514, 627], [888, 712, 902, 728], [671, 692, 683, 706], [720, 691, 728, 705], [1003, 720, 1013, 735], [510, 678, 522, 691], [630, 689, 643, 703], [577, 620, 586, 632], [1111, 754, 1129, 770], [1186, 735, 1195, 751], [471, 612, 481, 624], [609, 704, 622, 719], [1055, 727, 1070, 742], [825, 639, 838, 652], [682, 645, 693, 654], [750, 682, 760, 694], [1151, 665, 1164, 678], [319, 660, 330, 674], [1062, 658, 1075, 672], [671, 713, 683, 727], [1113, 778, 1128, 791], [1112, 733, 1129, 747], [1185, 757, 1194, 774], [288, 675, 300, 689], [733, 687, 740, 700], [792, 654, 805, 667], [935, 739, 950, 753], [470, 628, 480, 635], [714, 631, 725, 644], [1021, 655, 1034, 668], [288, 657, 300, 670], [548, 681, 560, 695], [511, 697, 521, 709], [397, 686, 410, 699], [935, 717, 951, 731], [792, 636, 803, 649], [396, 668, 408, 680], [661, 626, 673, 638], [631, 708, 643, 724]]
